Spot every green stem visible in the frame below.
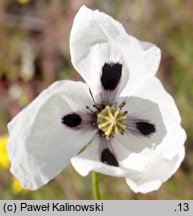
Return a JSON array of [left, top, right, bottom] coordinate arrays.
[[92, 171, 101, 200]]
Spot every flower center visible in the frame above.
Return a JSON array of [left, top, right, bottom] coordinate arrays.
[[97, 105, 127, 137]]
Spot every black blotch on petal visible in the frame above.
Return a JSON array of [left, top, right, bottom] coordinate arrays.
[[101, 148, 119, 167], [62, 114, 81, 127], [136, 121, 156, 136], [101, 62, 122, 90]]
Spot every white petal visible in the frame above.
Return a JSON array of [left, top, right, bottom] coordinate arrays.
[[138, 41, 161, 76], [113, 76, 186, 192], [71, 135, 156, 177], [125, 146, 185, 193], [111, 138, 158, 172], [116, 96, 167, 156], [71, 42, 130, 103], [7, 81, 96, 190], [70, 6, 161, 99], [111, 138, 185, 192], [123, 75, 186, 159], [71, 136, 128, 177]]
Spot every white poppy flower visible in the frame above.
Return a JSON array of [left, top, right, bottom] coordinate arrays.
[[7, 5, 186, 193]]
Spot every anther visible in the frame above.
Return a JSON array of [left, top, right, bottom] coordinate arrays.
[[93, 103, 102, 111], [121, 130, 125, 135], [86, 106, 95, 113], [119, 101, 126, 109]]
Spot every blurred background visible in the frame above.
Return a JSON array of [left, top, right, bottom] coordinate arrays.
[[0, 0, 193, 200]]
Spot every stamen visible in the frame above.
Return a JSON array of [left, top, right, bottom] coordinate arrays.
[[119, 101, 126, 109], [86, 106, 95, 113], [93, 103, 104, 111]]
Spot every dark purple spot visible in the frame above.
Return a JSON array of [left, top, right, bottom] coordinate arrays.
[[136, 121, 156, 136], [101, 148, 119, 167], [101, 62, 122, 90], [62, 114, 81, 127]]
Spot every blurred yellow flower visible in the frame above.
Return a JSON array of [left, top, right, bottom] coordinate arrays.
[[0, 134, 26, 194], [17, 0, 32, 4], [11, 178, 25, 194], [0, 135, 10, 169]]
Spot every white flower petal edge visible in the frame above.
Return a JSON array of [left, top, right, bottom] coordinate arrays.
[[70, 6, 161, 99], [7, 81, 96, 190], [125, 147, 185, 193], [112, 134, 185, 193]]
